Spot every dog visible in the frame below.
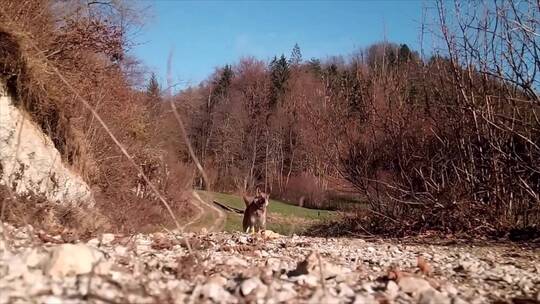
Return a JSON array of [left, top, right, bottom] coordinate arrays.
[[242, 188, 269, 234]]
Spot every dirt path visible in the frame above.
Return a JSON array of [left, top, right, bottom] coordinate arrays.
[[181, 191, 226, 232]]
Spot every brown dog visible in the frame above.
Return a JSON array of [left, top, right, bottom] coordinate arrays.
[[242, 188, 269, 234]]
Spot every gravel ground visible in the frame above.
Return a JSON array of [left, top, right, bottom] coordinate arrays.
[[0, 222, 539, 304]]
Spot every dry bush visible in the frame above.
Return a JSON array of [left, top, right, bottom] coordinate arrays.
[[1, 0, 195, 234], [181, 1, 538, 238], [277, 173, 327, 209], [0, 186, 110, 238]]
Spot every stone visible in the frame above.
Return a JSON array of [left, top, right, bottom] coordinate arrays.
[[338, 282, 355, 298], [225, 256, 248, 267], [5, 255, 27, 280], [275, 290, 296, 302], [386, 280, 400, 298], [201, 282, 231, 302], [288, 251, 345, 279], [353, 294, 378, 304], [240, 277, 267, 298], [46, 244, 105, 278], [87, 238, 100, 248], [264, 230, 282, 239], [207, 274, 227, 286], [295, 274, 319, 287], [0, 82, 94, 206], [418, 289, 452, 304], [23, 248, 49, 269], [398, 276, 433, 295], [101, 233, 115, 245]]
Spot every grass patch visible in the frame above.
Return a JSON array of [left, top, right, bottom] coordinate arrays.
[[198, 191, 335, 235]]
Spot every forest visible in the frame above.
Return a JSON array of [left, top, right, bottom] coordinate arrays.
[[173, 4, 539, 236]]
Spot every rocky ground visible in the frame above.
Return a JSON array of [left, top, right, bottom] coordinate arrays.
[[0, 222, 539, 304]]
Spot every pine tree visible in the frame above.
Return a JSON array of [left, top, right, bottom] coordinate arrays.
[[269, 55, 290, 108], [146, 72, 161, 102], [398, 44, 412, 63], [289, 43, 302, 66], [208, 64, 234, 111]]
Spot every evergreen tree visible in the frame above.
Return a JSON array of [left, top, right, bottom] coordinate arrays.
[[289, 43, 302, 66], [208, 64, 234, 111], [269, 55, 290, 108], [398, 44, 412, 63], [146, 72, 161, 102], [386, 47, 397, 67]]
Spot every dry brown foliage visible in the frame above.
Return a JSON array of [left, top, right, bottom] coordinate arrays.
[[179, 1, 539, 237], [0, 0, 195, 234]]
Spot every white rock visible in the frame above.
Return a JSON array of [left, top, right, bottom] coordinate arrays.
[[353, 294, 378, 304], [5, 255, 27, 280], [23, 248, 49, 269], [264, 230, 282, 239], [296, 274, 319, 287], [0, 82, 94, 206], [441, 283, 458, 296], [398, 276, 433, 295], [43, 296, 64, 304], [386, 280, 400, 298], [114, 245, 128, 256], [207, 275, 227, 286], [201, 282, 230, 302], [418, 289, 452, 304], [338, 282, 355, 298], [87, 238, 100, 248], [275, 290, 296, 302], [101, 233, 115, 245], [46, 244, 105, 278], [240, 277, 266, 297], [309, 288, 340, 304], [225, 256, 248, 267], [238, 236, 248, 244]]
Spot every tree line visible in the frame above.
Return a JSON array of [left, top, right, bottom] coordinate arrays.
[[153, 1, 540, 235]]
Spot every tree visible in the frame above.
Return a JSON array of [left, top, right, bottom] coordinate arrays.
[[146, 72, 161, 102], [398, 44, 412, 63], [209, 64, 233, 110], [289, 43, 302, 66], [269, 55, 290, 108], [307, 58, 322, 75]]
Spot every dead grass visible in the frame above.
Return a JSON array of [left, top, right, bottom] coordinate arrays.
[[0, 1, 196, 235], [0, 185, 110, 239]]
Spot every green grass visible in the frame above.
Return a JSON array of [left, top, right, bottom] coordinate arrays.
[[198, 191, 335, 235]]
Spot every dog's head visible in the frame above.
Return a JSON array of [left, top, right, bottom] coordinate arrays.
[[253, 188, 269, 208]]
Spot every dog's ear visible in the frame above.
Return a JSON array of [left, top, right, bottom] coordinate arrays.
[[255, 187, 261, 196], [242, 195, 251, 207]]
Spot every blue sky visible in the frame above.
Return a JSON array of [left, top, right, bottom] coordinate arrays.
[[132, 0, 427, 88]]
